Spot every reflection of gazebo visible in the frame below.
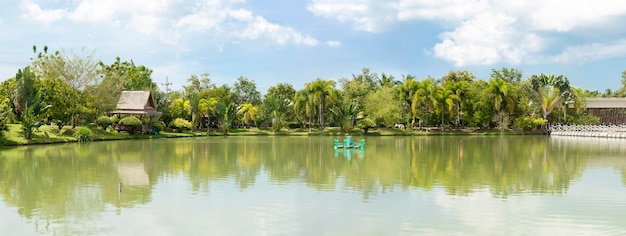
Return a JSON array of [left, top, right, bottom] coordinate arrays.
[[110, 91, 161, 132]]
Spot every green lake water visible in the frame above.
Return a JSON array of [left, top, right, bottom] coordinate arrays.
[[0, 136, 625, 235]]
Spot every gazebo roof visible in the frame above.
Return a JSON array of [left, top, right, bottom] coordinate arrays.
[[111, 91, 162, 116]]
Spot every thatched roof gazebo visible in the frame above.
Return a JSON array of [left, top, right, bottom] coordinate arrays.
[[110, 90, 161, 132]]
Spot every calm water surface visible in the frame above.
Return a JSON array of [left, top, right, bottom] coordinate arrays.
[[0, 136, 625, 235]]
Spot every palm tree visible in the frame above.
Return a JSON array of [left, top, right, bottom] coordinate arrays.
[[411, 77, 436, 129], [330, 102, 359, 133], [215, 102, 237, 135], [540, 87, 562, 120], [199, 97, 217, 131], [446, 80, 469, 127], [237, 103, 258, 129], [432, 85, 456, 130], [294, 90, 315, 132], [305, 78, 338, 131], [488, 79, 516, 130], [399, 75, 419, 127]]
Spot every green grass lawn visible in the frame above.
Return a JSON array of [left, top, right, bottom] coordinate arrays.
[[1, 124, 538, 147]]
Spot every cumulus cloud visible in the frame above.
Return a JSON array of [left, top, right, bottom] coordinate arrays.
[[20, 0, 324, 47], [326, 40, 342, 47], [552, 39, 626, 63], [306, 0, 626, 66]]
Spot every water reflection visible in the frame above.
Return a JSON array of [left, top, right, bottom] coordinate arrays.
[[0, 136, 624, 234]]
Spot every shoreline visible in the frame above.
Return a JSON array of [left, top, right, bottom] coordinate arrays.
[[1, 124, 546, 148]]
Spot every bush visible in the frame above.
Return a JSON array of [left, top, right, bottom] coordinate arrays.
[[151, 121, 166, 132], [110, 115, 119, 124], [571, 114, 601, 125], [285, 122, 301, 129], [513, 117, 547, 131], [95, 116, 112, 129], [60, 127, 74, 136], [119, 116, 143, 134], [0, 117, 8, 145], [73, 126, 93, 143], [357, 118, 376, 134], [169, 118, 193, 133]]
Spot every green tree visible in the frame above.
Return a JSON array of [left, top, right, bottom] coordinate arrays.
[[184, 73, 215, 95], [490, 67, 522, 83], [237, 103, 258, 129], [305, 78, 339, 131], [397, 75, 419, 127], [363, 86, 403, 127], [215, 102, 237, 135], [432, 85, 457, 129], [330, 102, 359, 133], [540, 87, 562, 120], [294, 90, 316, 132], [232, 76, 261, 105], [198, 98, 218, 132], [488, 79, 516, 130], [13, 67, 36, 119], [92, 57, 154, 112], [412, 77, 437, 128]]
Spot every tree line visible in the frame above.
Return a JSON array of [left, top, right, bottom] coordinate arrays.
[[1, 46, 626, 140]]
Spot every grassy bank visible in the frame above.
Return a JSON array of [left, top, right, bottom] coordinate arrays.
[[0, 124, 541, 147]]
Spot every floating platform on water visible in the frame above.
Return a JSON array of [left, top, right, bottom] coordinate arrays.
[[334, 136, 365, 149]]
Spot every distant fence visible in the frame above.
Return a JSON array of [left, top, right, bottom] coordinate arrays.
[[549, 124, 626, 138]]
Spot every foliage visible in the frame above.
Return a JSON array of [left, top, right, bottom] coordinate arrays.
[[232, 76, 261, 105], [169, 118, 193, 132], [13, 66, 36, 120], [305, 78, 339, 131], [364, 87, 403, 127], [570, 114, 601, 125], [110, 115, 119, 124], [95, 116, 112, 129], [330, 102, 359, 133], [73, 126, 93, 142], [92, 57, 154, 112], [151, 121, 166, 132], [237, 103, 258, 128], [215, 102, 237, 135], [513, 117, 547, 131], [118, 116, 143, 134], [0, 116, 8, 145], [357, 117, 376, 134]]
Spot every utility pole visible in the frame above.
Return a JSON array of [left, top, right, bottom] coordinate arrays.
[[160, 76, 172, 94]]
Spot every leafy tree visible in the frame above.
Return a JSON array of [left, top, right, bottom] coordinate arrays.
[[363, 86, 403, 127], [441, 70, 475, 84], [339, 76, 371, 112], [357, 117, 376, 134], [351, 68, 378, 92], [490, 68, 522, 83], [169, 98, 191, 120], [397, 75, 419, 127], [264, 83, 296, 123], [31, 46, 99, 91], [231, 76, 261, 105], [412, 77, 437, 128], [184, 73, 215, 95], [37, 77, 80, 129], [92, 57, 154, 112], [305, 78, 339, 131], [21, 92, 52, 140], [13, 66, 36, 119]]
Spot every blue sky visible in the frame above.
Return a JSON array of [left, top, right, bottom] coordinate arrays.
[[1, 0, 625, 94]]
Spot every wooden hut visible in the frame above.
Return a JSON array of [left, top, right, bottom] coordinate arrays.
[[110, 90, 162, 132]]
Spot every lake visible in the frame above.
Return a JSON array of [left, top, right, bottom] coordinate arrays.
[[0, 135, 625, 235]]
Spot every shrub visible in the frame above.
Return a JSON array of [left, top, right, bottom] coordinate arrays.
[[151, 121, 166, 132], [73, 126, 93, 143], [0, 117, 8, 145], [357, 118, 376, 134], [513, 117, 547, 131], [110, 115, 119, 124], [119, 116, 143, 134], [95, 116, 112, 129], [285, 122, 301, 129], [60, 127, 74, 136], [169, 118, 193, 133]]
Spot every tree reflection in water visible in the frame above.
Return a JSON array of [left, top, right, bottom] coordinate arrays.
[[0, 135, 625, 234]]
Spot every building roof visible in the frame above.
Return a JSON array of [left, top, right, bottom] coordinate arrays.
[[111, 91, 162, 116], [585, 98, 626, 109]]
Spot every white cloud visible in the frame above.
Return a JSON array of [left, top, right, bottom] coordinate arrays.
[[20, 0, 324, 47], [326, 40, 342, 47], [306, 0, 626, 65], [552, 39, 626, 63]]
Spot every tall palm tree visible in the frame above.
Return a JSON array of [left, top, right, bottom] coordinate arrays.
[[411, 77, 436, 129], [294, 90, 315, 132], [237, 103, 258, 129], [215, 102, 237, 135], [399, 75, 419, 127], [488, 79, 516, 130], [198, 97, 218, 132], [305, 78, 338, 131], [432, 85, 456, 130], [446, 80, 469, 127]]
